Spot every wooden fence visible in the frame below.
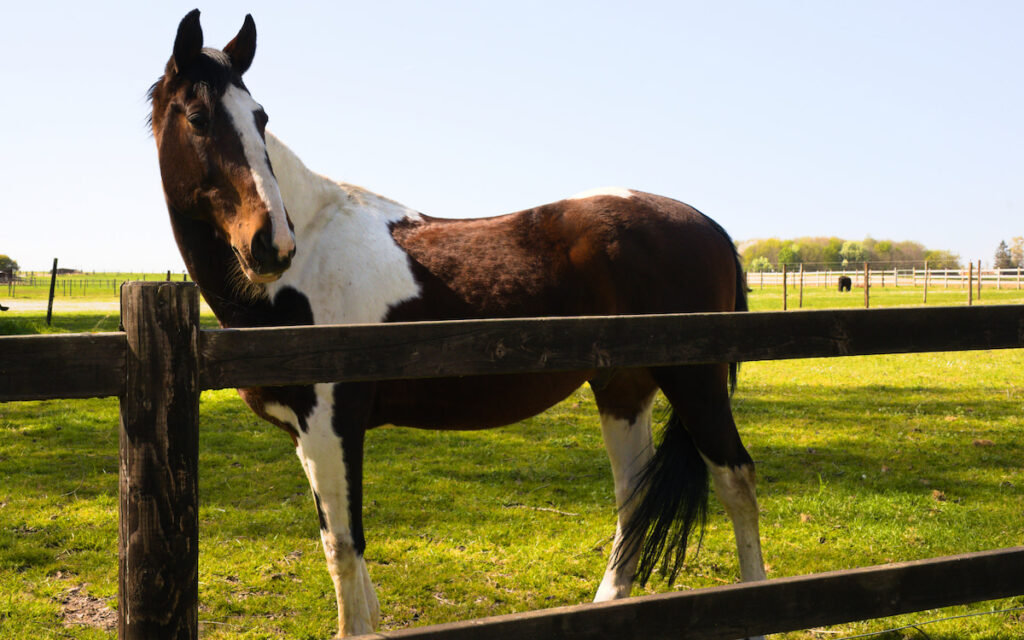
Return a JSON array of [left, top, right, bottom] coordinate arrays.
[[2, 281, 1024, 639]]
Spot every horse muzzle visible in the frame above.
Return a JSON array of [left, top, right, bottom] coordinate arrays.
[[234, 227, 296, 283]]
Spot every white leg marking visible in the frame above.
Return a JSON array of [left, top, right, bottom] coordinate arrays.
[[293, 384, 378, 636], [703, 457, 767, 584], [594, 399, 654, 602]]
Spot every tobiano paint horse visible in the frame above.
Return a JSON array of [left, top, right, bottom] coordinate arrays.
[[150, 11, 767, 637]]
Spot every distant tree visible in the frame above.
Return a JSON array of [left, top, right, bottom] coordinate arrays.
[[995, 240, 1014, 269], [893, 240, 927, 264], [1011, 237, 1024, 268], [839, 241, 866, 268], [924, 250, 961, 270], [873, 240, 893, 268], [777, 243, 801, 267], [740, 238, 784, 270], [739, 236, 958, 271], [749, 256, 772, 272], [0, 255, 18, 272], [821, 237, 843, 267]]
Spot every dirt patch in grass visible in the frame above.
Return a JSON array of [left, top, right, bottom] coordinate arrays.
[[57, 584, 116, 631]]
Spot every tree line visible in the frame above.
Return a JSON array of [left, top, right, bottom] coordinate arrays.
[[993, 238, 1024, 269], [739, 237, 961, 272]]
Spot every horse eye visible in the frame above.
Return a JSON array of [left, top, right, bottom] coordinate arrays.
[[187, 112, 211, 133]]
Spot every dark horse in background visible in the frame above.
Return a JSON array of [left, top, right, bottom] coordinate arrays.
[[150, 11, 766, 637]]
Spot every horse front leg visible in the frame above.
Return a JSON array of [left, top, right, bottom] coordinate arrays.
[[291, 383, 378, 637]]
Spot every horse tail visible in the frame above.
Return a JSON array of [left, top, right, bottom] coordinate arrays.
[[620, 409, 709, 586], [729, 236, 747, 394]]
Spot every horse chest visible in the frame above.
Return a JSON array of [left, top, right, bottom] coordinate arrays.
[[268, 210, 422, 325]]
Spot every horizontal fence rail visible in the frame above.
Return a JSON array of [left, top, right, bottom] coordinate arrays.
[[0, 332, 125, 400], [350, 547, 1024, 640], [4, 304, 1024, 402]]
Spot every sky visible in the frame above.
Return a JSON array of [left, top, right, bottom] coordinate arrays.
[[1, 1, 1021, 272]]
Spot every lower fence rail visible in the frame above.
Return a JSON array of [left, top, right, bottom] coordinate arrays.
[[351, 547, 1024, 640]]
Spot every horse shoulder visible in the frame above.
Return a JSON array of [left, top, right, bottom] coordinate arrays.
[[277, 196, 423, 325]]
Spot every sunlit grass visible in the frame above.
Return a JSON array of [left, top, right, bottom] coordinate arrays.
[[1, 290, 1023, 637]]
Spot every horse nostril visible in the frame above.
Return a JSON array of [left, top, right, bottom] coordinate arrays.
[[250, 226, 276, 267]]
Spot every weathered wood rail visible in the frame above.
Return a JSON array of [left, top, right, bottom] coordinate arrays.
[[1, 281, 1023, 639], [351, 548, 1024, 640]]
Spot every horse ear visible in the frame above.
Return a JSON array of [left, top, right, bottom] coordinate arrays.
[[172, 9, 203, 74], [223, 14, 257, 75]]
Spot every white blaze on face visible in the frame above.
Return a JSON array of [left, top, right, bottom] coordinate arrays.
[[221, 84, 296, 260]]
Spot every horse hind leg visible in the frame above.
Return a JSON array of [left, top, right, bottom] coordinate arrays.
[[650, 365, 767, 640], [592, 371, 657, 601], [652, 364, 767, 585]]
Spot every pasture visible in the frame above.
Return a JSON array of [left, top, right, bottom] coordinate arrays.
[[1, 286, 1023, 638]]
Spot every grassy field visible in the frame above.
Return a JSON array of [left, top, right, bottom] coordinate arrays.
[[2, 272, 189, 302], [1, 285, 1023, 638]]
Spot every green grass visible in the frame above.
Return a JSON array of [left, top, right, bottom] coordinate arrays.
[[1, 289, 1023, 638]]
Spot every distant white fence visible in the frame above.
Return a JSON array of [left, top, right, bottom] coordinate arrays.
[[747, 266, 1024, 290]]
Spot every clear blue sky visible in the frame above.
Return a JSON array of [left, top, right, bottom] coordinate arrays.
[[1, 1, 1021, 272]]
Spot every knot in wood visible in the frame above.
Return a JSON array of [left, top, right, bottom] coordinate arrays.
[[491, 340, 507, 360]]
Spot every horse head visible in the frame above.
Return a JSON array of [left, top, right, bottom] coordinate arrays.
[[150, 10, 295, 284]]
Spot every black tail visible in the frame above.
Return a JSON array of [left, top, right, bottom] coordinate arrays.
[[618, 410, 709, 585], [729, 242, 747, 394]]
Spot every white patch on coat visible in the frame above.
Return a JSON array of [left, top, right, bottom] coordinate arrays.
[[221, 86, 295, 258], [263, 400, 301, 428], [594, 399, 655, 602], [568, 186, 634, 201], [264, 134, 422, 324]]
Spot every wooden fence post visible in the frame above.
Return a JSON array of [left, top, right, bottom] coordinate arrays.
[[799, 263, 804, 308], [968, 262, 974, 306], [782, 263, 788, 310], [863, 262, 869, 309], [119, 281, 200, 640], [46, 258, 58, 326], [977, 260, 982, 301], [923, 261, 929, 304]]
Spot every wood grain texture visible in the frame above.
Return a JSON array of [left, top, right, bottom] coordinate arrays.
[[0, 332, 125, 401], [118, 282, 200, 640], [199, 305, 1024, 390], [351, 547, 1024, 640]]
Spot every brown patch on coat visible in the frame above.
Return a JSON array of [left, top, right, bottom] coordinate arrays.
[[387, 192, 737, 324], [376, 192, 739, 431]]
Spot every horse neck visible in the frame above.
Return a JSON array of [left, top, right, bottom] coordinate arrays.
[[266, 132, 337, 232]]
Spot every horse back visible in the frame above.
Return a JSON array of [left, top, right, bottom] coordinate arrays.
[[386, 189, 741, 323]]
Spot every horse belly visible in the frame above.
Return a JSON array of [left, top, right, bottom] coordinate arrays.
[[371, 371, 593, 430]]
